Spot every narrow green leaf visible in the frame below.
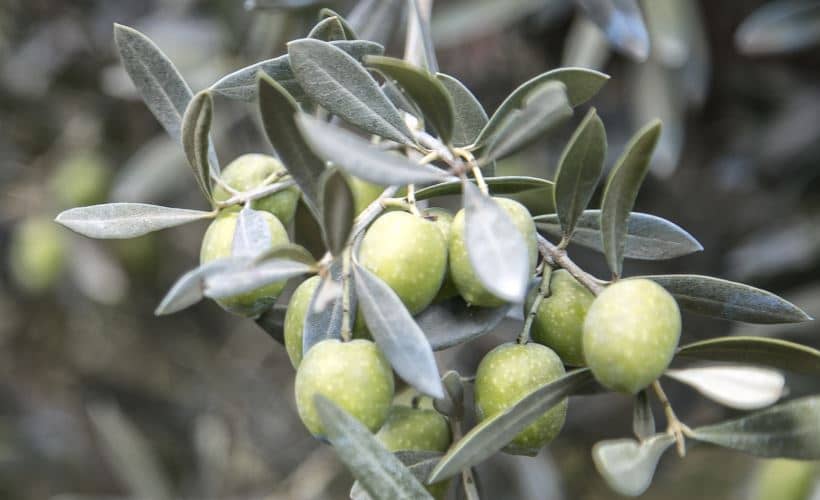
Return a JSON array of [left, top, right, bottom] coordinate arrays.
[[483, 81, 573, 163], [474, 67, 609, 148], [434, 370, 465, 419], [691, 396, 820, 459], [258, 74, 325, 217], [428, 368, 595, 483], [415, 296, 509, 351], [534, 210, 702, 260], [56, 203, 213, 239], [303, 259, 346, 354], [154, 258, 249, 315], [204, 260, 314, 299], [318, 8, 359, 39], [258, 243, 319, 267], [600, 120, 662, 276], [677, 336, 820, 375], [296, 114, 447, 186], [351, 454, 444, 500], [365, 56, 455, 144], [632, 390, 655, 441], [288, 38, 413, 145], [665, 366, 785, 410], [320, 169, 355, 256], [181, 90, 214, 203], [735, 1, 820, 55], [577, 0, 650, 61], [315, 396, 434, 500], [348, 0, 404, 46], [592, 434, 675, 497], [645, 275, 813, 324], [414, 176, 553, 200], [308, 16, 347, 41], [554, 108, 607, 239], [436, 73, 488, 148], [353, 263, 444, 399], [232, 205, 273, 257]]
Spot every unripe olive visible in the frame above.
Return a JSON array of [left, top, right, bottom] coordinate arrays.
[[294, 339, 394, 437], [474, 342, 567, 455], [347, 175, 385, 215], [51, 151, 110, 208], [358, 211, 447, 314], [582, 279, 681, 394], [212, 154, 300, 224], [284, 276, 320, 368], [200, 209, 290, 316], [424, 208, 459, 302], [752, 459, 818, 500], [526, 269, 594, 366], [9, 216, 67, 294], [449, 198, 537, 307]]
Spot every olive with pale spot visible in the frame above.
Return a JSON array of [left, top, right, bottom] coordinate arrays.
[[424, 208, 459, 301], [200, 209, 289, 317], [474, 342, 567, 455], [449, 198, 538, 307], [358, 211, 447, 315], [284, 276, 320, 368], [212, 154, 300, 224], [582, 279, 681, 394], [294, 339, 394, 437], [526, 269, 594, 366]]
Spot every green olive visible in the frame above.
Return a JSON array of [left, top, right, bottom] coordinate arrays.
[[751, 459, 818, 500], [284, 276, 321, 368], [9, 216, 67, 294], [212, 154, 300, 224], [347, 175, 385, 215], [424, 208, 459, 302], [51, 151, 110, 208]]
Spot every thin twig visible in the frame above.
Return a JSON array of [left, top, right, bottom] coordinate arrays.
[[651, 380, 692, 457], [216, 178, 296, 208], [536, 234, 606, 295]]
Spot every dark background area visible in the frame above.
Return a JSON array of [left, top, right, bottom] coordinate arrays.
[[1, 0, 819, 498]]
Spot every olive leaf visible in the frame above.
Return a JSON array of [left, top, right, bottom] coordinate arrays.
[[474, 67, 609, 148], [231, 205, 273, 258], [690, 396, 820, 459], [353, 263, 444, 399], [203, 259, 315, 300], [315, 396, 434, 500], [735, 1, 820, 55], [348, 0, 404, 46], [677, 336, 820, 375], [462, 180, 530, 304], [428, 368, 595, 483], [576, 0, 650, 61], [482, 81, 573, 163], [258, 243, 319, 267], [365, 56, 454, 144], [296, 114, 447, 186], [303, 259, 345, 355], [56, 203, 214, 239], [665, 366, 785, 411], [415, 176, 553, 200], [350, 454, 444, 500], [415, 296, 510, 351], [534, 210, 702, 260], [154, 258, 249, 315], [288, 38, 413, 145], [308, 16, 347, 41], [600, 120, 662, 277], [592, 434, 676, 497], [553, 108, 607, 239], [210, 40, 383, 102], [181, 90, 214, 203], [258, 74, 325, 217], [318, 8, 359, 39], [405, 0, 439, 73], [320, 169, 355, 256], [436, 73, 488, 147], [255, 303, 289, 345], [632, 390, 655, 441], [645, 275, 812, 324], [434, 370, 466, 419]]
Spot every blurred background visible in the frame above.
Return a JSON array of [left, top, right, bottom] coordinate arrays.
[[1, 0, 819, 498]]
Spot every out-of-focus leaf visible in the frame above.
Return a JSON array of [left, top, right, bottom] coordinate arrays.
[[428, 369, 595, 483], [665, 366, 785, 411], [405, 0, 439, 73], [204, 260, 314, 299], [482, 82, 572, 162], [434, 370, 465, 418], [68, 238, 129, 306], [320, 169, 355, 256], [641, 0, 690, 66], [562, 14, 611, 70], [56, 203, 213, 239], [181, 90, 214, 203], [591, 434, 675, 497], [632, 390, 655, 440], [365, 56, 454, 144], [415, 176, 553, 200], [691, 396, 820, 459], [462, 181, 530, 304], [315, 396, 434, 500], [255, 303, 289, 344], [231, 205, 273, 257], [319, 8, 359, 39], [347, 0, 404, 46], [296, 115, 447, 186], [534, 210, 702, 260], [308, 16, 347, 41], [436, 73, 488, 147], [553, 108, 607, 239], [677, 336, 820, 375], [576, 0, 650, 61], [735, 0, 820, 55], [353, 263, 444, 399], [288, 38, 413, 145], [210, 41, 384, 101], [631, 61, 684, 177], [110, 135, 188, 203], [599, 120, 661, 277], [245, 0, 322, 8], [155, 258, 249, 315], [474, 67, 609, 148], [646, 275, 813, 324], [415, 296, 509, 350], [303, 259, 345, 354], [258, 74, 325, 217]]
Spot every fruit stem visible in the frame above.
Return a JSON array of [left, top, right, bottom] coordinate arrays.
[[216, 177, 296, 208], [651, 380, 692, 457], [537, 234, 606, 296], [454, 149, 489, 195], [340, 248, 353, 342], [517, 292, 543, 344], [406, 184, 422, 216], [351, 185, 401, 238]]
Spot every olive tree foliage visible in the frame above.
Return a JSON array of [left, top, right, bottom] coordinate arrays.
[[55, 1, 819, 498]]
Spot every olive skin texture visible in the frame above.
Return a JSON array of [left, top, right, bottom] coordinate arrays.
[[474, 342, 567, 455], [200, 209, 290, 317], [294, 339, 394, 438], [212, 154, 300, 224], [424, 208, 459, 302], [348, 175, 385, 215], [9, 216, 67, 294], [284, 276, 321, 368], [582, 279, 681, 394], [449, 198, 538, 307], [526, 269, 594, 366], [358, 211, 447, 314]]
